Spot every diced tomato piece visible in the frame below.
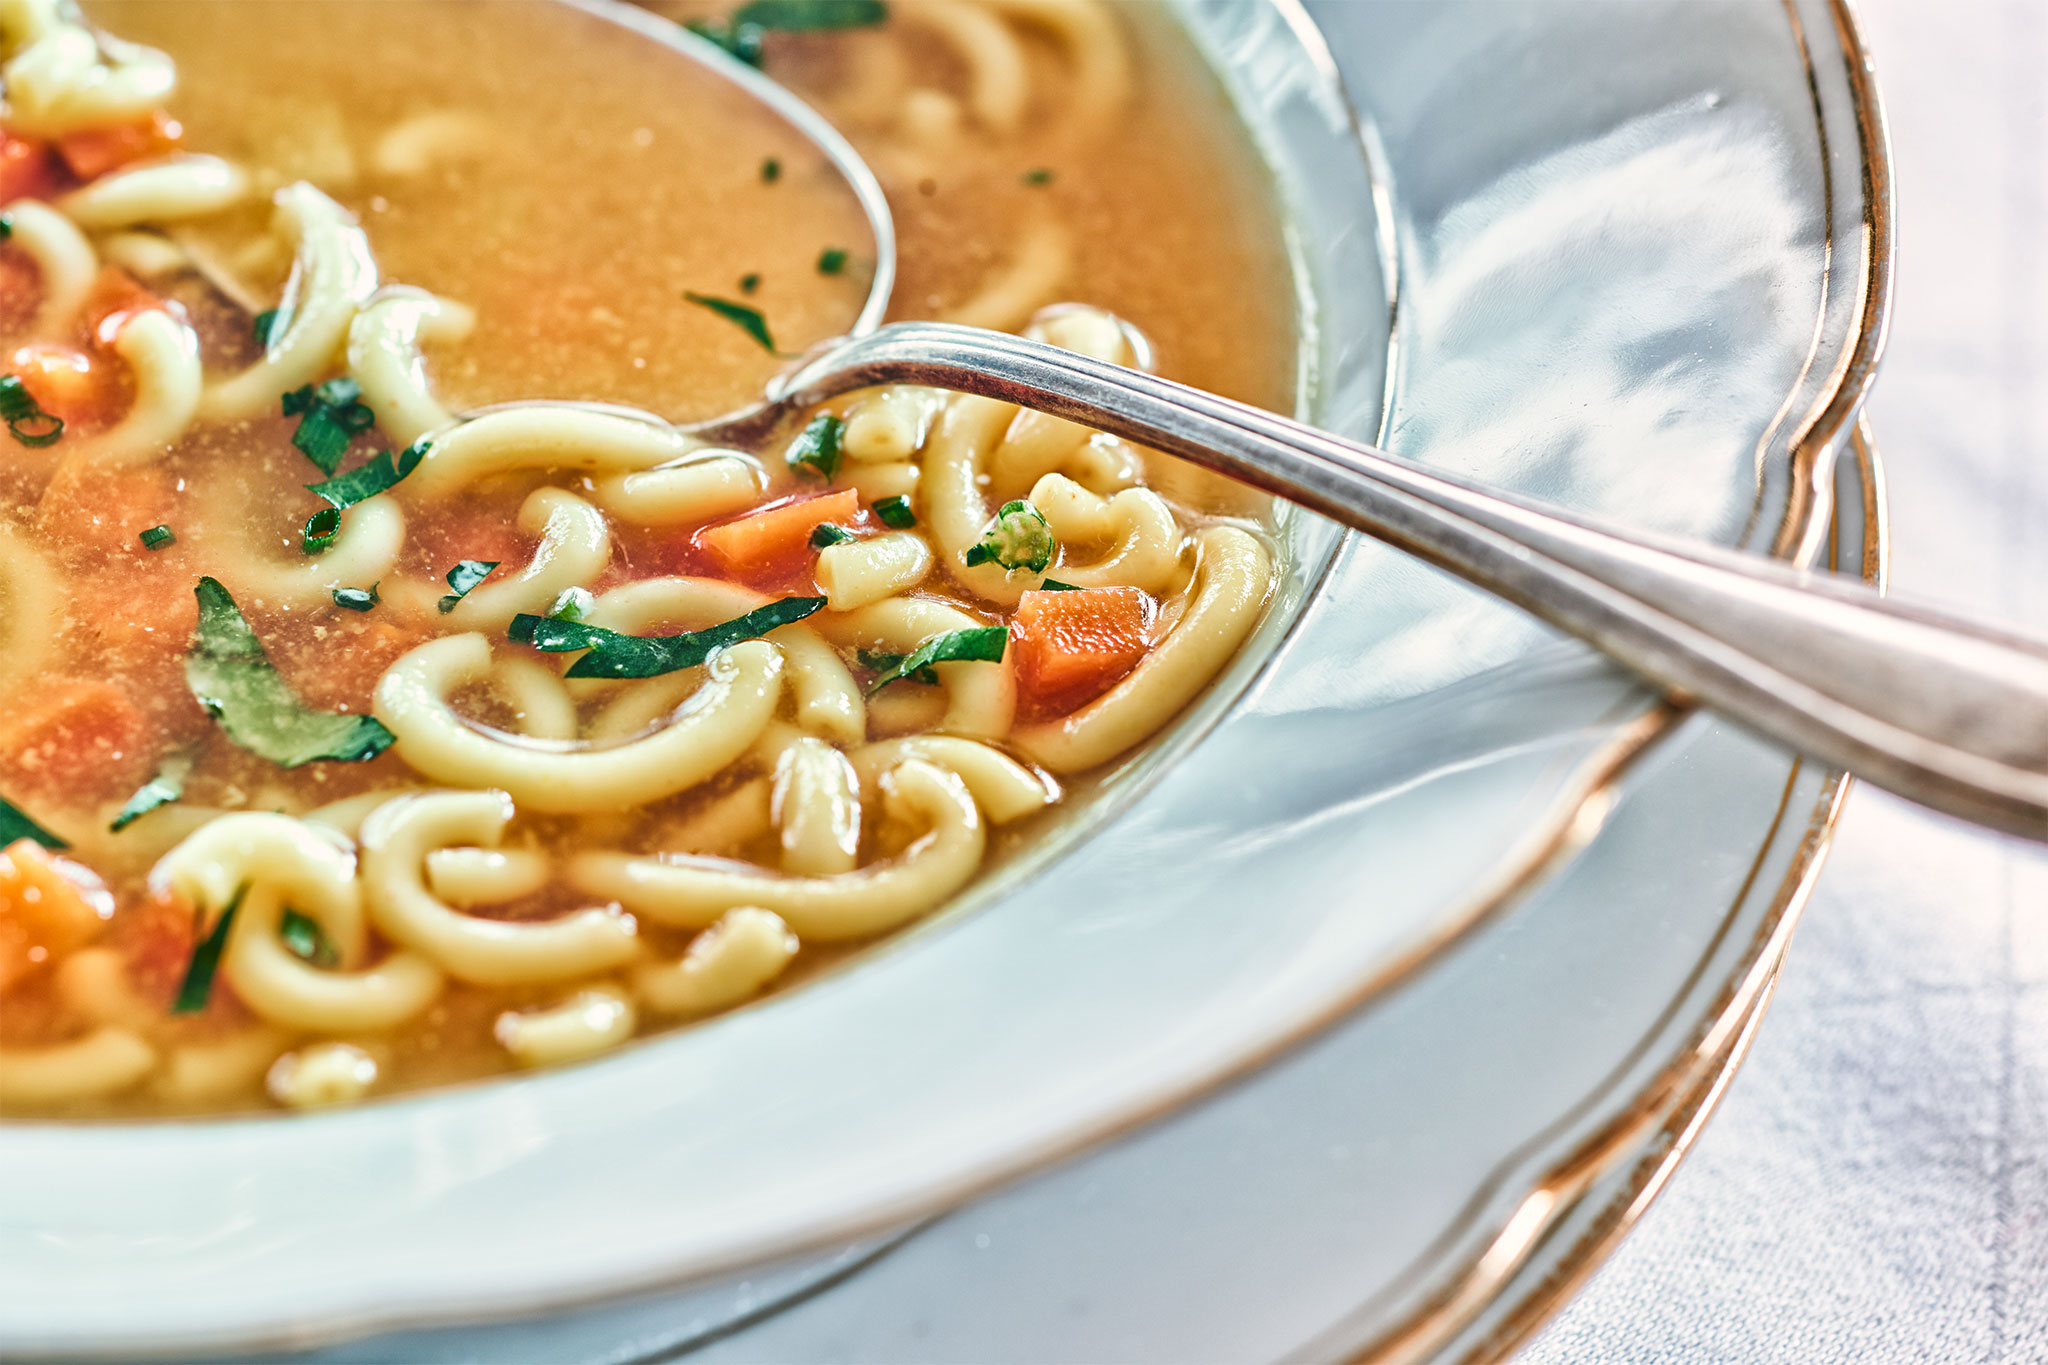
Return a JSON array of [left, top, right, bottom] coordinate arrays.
[[0, 253, 40, 335], [0, 840, 115, 992], [106, 892, 197, 1014], [0, 679, 154, 804], [0, 132, 60, 203], [7, 343, 127, 430], [1011, 586, 1154, 719], [695, 488, 862, 574], [83, 266, 172, 347], [53, 111, 182, 182]]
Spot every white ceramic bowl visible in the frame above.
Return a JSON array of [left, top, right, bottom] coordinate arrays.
[[0, 0, 1890, 1356]]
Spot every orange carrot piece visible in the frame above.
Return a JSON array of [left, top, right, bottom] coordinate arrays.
[[7, 343, 124, 429], [0, 679, 153, 803], [1011, 586, 1153, 717], [0, 131, 59, 203], [695, 488, 862, 572], [0, 840, 115, 992], [53, 111, 182, 182]]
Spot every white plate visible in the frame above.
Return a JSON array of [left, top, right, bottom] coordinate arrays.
[[0, 0, 1890, 1356]]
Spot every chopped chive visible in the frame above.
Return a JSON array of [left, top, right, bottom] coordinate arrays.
[[810, 523, 856, 548], [186, 577, 396, 767], [863, 626, 1008, 693], [0, 793, 67, 850], [785, 412, 845, 480], [138, 524, 176, 550], [1022, 167, 1055, 186], [0, 375, 64, 448], [546, 586, 595, 623], [761, 157, 782, 183], [964, 499, 1056, 573], [279, 908, 340, 968], [684, 291, 778, 353], [817, 247, 848, 275], [171, 886, 243, 1014], [740, 272, 761, 294], [331, 584, 378, 612], [510, 596, 826, 680], [302, 506, 342, 554], [872, 495, 916, 529], [306, 438, 429, 510], [110, 753, 193, 833], [437, 560, 499, 613], [281, 377, 376, 476], [735, 0, 888, 30]]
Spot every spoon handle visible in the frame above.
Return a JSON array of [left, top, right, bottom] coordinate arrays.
[[774, 321, 2048, 841]]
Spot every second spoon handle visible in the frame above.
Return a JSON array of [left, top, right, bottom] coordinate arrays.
[[773, 321, 2048, 842]]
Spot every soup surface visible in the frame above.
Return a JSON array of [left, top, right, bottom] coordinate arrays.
[[0, 0, 1296, 1116]]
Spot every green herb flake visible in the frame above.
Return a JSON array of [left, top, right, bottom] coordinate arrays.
[[735, 0, 887, 31], [509, 596, 826, 681], [279, 908, 340, 968], [872, 495, 916, 529], [740, 272, 762, 294], [109, 753, 194, 833], [0, 794, 67, 850], [0, 375, 64, 449], [784, 412, 845, 480], [138, 524, 176, 550], [1038, 578, 1083, 591], [761, 157, 782, 183], [810, 523, 856, 549], [0, 213, 12, 241], [863, 626, 1007, 693], [684, 291, 778, 353], [963, 499, 1056, 573], [817, 247, 848, 276], [686, 17, 766, 65], [547, 586, 595, 623], [252, 307, 287, 348], [281, 377, 376, 477], [306, 438, 429, 510], [332, 584, 379, 612], [185, 577, 396, 767], [1022, 167, 1055, 186], [302, 506, 342, 555], [437, 560, 499, 613], [171, 885, 243, 1014]]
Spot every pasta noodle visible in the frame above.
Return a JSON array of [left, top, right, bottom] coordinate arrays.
[[0, 0, 1292, 1113]]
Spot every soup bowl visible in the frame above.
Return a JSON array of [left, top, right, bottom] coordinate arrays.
[[0, 0, 1888, 1356]]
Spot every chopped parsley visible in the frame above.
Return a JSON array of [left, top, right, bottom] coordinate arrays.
[[810, 523, 856, 548], [171, 885, 242, 1014], [332, 584, 379, 612], [185, 577, 396, 767], [110, 753, 193, 833], [862, 626, 1007, 693], [437, 560, 499, 613], [510, 595, 826, 680], [740, 272, 762, 294], [872, 495, 916, 529], [279, 908, 340, 968], [1022, 167, 1056, 186], [785, 412, 845, 480], [0, 793, 66, 850], [281, 377, 376, 476], [306, 438, 429, 510], [138, 524, 176, 550], [761, 157, 782, 183], [0, 375, 63, 448], [302, 506, 342, 554], [684, 291, 777, 353], [817, 247, 848, 275], [962, 499, 1056, 573], [252, 307, 288, 348], [688, 0, 887, 65], [1038, 578, 1083, 591]]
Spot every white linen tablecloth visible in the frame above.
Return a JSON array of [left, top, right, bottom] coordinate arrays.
[[1518, 1, 2048, 1359]]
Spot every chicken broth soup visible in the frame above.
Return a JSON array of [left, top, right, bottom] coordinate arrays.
[[0, 0, 1297, 1116]]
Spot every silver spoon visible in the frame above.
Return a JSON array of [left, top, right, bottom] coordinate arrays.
[[583, 0, 2048, 844]]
